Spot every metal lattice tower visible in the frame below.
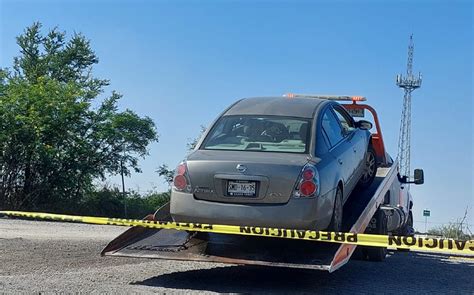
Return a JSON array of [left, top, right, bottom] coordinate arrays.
[[396, 35, 422, 178]]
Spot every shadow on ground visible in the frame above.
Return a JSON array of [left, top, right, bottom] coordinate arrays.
[[132, 252, 473, 294], [133, 264, 327, 293]]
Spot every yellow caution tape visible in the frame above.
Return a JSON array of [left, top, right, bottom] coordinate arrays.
[[1, 210, 473, 256]]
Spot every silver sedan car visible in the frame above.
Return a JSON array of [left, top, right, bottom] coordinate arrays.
[[170, 97, 376, 231]]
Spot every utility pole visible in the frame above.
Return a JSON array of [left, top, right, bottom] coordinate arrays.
[[396, 35, 422, 180], [120, 148, 127, 218], [423, 209, 430, 233]]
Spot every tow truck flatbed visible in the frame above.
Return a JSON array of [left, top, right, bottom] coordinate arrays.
[[102, 167, 395, 272]]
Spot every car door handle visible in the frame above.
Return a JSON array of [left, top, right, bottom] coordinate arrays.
[[338, 159, 343, 165]]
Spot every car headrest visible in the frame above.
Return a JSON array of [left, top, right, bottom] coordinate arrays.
[[299, 123, 308, 142]]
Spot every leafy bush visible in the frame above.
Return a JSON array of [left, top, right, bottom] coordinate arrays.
[[74, 186, 170, 219], [427, 223, 472, 241]]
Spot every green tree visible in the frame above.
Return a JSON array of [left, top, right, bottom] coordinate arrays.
[[0, 23, 158, 211], [156, 125, 206, 187], [156, 164, 174, 187], [186, 125, 207, 151]]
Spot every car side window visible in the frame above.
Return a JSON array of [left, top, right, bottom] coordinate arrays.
[[333, 106, 355, 134], [321, 109, 344, 147], [315, 124, 329, 155]]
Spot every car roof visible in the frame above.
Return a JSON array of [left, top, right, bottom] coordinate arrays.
[[223, 97, 327, 119]]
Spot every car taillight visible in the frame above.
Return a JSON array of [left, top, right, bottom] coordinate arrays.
[[293, 165, 320, 198], [176, 163, 186, 176], [173, 162, 191, 192], [302, 168, 315, 180], [174, 175, 187, 190], [300, 181, 316, 196]]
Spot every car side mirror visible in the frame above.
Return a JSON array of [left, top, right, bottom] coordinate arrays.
[[355, 120, 373, 130], [414, 169, 424, 185]]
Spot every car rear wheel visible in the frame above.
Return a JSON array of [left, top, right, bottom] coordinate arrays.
[[327, 187, 343, 232], [357, 146, 377, 189]]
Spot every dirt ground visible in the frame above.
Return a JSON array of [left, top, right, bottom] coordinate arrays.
[[1, 218, 473, 294]]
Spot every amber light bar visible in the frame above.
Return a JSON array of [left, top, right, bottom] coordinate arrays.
[[284, 94, 367, 102]]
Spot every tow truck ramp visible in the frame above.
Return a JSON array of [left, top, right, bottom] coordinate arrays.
[[101, 166, 396, 272]]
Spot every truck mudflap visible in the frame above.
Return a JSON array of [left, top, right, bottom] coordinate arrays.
[[102, 167, 396, 272]]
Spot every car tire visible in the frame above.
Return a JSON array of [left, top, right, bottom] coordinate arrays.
[[327, 187, 343, 232], [357, 146, 377, 189], [366, 210, 388, 262]]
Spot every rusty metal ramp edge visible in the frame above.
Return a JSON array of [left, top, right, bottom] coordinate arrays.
[[102, 227, 337, 270]]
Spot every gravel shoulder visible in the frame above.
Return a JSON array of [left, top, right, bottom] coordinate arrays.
[[0, 218, 473, 294]]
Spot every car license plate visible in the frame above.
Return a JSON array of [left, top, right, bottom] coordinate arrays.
[[227, 181, 257, 197]]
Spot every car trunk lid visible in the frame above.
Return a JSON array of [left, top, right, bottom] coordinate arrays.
[[186, 150, 308, 204]]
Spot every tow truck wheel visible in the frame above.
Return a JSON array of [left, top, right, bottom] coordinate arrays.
[[366, 210, 388, 262], [327, 187, 343, 232], [406, 211, 414, 235], [357, 146, 377, 189], [397, 211, 414, 251], [398, 211, 414, 236]]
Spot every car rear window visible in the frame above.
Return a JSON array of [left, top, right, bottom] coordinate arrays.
[[201, 116, 311, 153]]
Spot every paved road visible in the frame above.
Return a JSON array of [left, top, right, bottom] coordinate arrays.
[[0, 218, 472, 294]]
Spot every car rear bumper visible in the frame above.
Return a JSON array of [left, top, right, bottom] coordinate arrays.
[[170, 190, 335, 231]]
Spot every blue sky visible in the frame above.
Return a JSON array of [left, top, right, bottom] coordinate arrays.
[[1, 0, 472, 230]]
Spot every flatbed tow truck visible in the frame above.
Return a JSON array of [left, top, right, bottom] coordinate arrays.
[[102, 95, 424, 272]]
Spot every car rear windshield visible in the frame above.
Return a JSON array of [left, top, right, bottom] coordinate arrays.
[[201, 116, 311, 153]]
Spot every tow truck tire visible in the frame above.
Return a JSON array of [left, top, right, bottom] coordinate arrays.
[[357, 146, 377, 189], [327, 187, 343, 232], [397, 211, 414, 251], [400, 211, 414, 236], [366, 210, 388, 262]]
